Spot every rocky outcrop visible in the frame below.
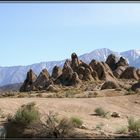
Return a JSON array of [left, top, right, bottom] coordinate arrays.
[[79, 61, 93, 72], [20, 69, 37, 92], [120, 67, 139, 80], [46, 84, 59, 92], [131, 80, 140, 91], [101, 80, 119, 90], [105, 56, 129, 78], [58, 65, 74, 86], [113, 66, 126, 78], [51, 66, 62, 80], [116, 57, 129, 67], [20, 52, 139, 92], [89, 60, 116, 81], [34, 69, 52, 90], [63, 59, 71, 68], [71, 53, 80, 71], [61, 53, 97, 83], [70, 72, 81, 86], [106, 54, 117, 71], [83, 68, 94, 81], [89, 60, 103, 79], [91, 70, 99, 80], [76, 60, 96, 81], [136, 69, 140, 78]]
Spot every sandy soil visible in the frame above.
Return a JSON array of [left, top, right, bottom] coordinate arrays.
[[0, 94, 140, 137]]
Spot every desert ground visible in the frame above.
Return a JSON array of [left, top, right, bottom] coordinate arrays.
[[0, 93, 140, 138]]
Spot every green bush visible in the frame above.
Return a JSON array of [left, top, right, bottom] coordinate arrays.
[[116, 126, 128, 134], [5, 102, 41, 138], [96, 122, 104, 130], [128, 117, 140, 136], [70, 117, 83, 128], [94, 107, 110, 118], [13, 102, 40, 125]]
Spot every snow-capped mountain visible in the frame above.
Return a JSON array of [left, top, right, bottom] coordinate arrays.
[[79, 48, 120, 64], [0, 48, 140, 87], [120, 50, 140, 66]]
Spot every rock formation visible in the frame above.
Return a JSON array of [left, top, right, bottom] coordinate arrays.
[[120, 67, 139, 80], [58, 65, 74, 86], [89, 60, 117, 82], [71, 53, 80, 71], [113, 66, 127, 78], [116, 57, 129, 67], [51, 66, 62, 80], [136, 69, 140, 78], [101, 80, 119, 90], [83, 68, 94, 81], [106, 54, 117, 71], [70, 72, 81, 86], [34, 69, 51, 90], [105, 54, 129, 78], [20, 69, 37, 92], [20, 52, 139, 92], [131, 80, 140, 91]]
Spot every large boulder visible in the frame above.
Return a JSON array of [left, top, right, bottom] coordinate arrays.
[[101, 80, 119, 90], [83, 68, 94, 81], [59, 65, 74, 86], [131, 80, 140, 91], [113, 66, 126, 78], [63, 59, 71, 68], [120, 67, 139, 80], [89, 59, 117, 81], [20, 69, 37, 92], [113, 57, 128, 78], [91, 70, 99, 80], [51, 66, 62, 80], [76, 60, 98, 81], [34, 69, 51, 89], [69, 72, 81, 86], [79, 61, 93, 72], [77, 66, 85, 80], [136, 69, 140, 78], [106, 54, 117, 71], [58, 57, 82, 86], [78, 66, 85, 75], [116, 57, 129, 67], [71, 53, 80, 71], [89, 60, 102, 79]]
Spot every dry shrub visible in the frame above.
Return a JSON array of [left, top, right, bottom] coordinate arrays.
[[39, 111, 75, 138], [17, 93, 29, 98], [128, 117, 140, 137], [70, 116, 83, 128], [5, 102, 40, 138], [116, 126, 128, 134], [5, 107, 77, 138], [36, 93, 43, 97], [94, 107, 110, 118]]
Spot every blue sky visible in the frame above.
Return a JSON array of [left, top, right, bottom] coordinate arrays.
[[0, 3, 140, 66]]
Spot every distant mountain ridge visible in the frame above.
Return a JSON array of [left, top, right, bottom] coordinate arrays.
[[0, 48, 140, 87]]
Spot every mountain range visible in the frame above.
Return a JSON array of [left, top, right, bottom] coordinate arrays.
[[0, 48, 140, 87]]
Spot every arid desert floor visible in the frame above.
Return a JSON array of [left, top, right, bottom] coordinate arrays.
[[0, 94, 140, 138]]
